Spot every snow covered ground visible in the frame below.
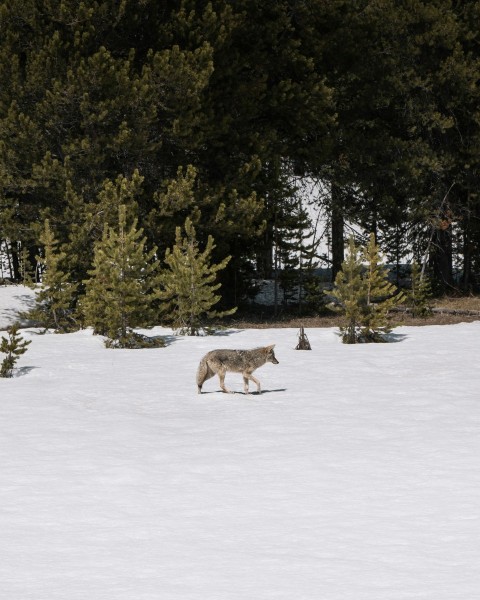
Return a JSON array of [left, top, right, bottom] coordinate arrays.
[[1, 285, 480, 600]]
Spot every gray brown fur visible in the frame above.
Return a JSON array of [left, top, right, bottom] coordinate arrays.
[[196, 345, 279, 394]]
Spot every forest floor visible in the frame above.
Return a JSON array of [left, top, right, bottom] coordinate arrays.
[[227, 295, 480, 329]]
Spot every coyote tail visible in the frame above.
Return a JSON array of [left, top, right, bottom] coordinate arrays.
[[196, 356, 214, 393]]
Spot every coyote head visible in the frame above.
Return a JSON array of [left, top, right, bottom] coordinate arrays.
[[265, 344, 279, 364]]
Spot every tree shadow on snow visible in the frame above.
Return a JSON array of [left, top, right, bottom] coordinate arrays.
[[155, 334, 177, 346], [13, 366, 37, 377], [210, 328, 244, 337], [0, 294, 37, 327], [385, 332, 408, 343], [14, 293, 36, 309]]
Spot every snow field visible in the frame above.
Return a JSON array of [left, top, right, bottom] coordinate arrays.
[[1, 285, 479, 599]]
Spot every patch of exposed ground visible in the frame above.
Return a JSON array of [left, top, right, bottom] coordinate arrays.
[[223, 295, 480, 329]]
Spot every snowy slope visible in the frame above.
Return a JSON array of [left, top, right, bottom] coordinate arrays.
[[1, 286, 480, 600]]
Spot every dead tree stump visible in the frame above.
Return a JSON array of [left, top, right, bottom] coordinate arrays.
[[295, 326, 311, 350]]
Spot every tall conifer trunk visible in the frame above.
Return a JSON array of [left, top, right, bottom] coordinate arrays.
[[331, 183, 344, 282], [431, 227, 454, 292], [461, 191, 476, 292], [10, 243, 20, 282]]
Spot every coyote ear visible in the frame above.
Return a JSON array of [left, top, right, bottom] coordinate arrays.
[[266, 344, 275, 350]]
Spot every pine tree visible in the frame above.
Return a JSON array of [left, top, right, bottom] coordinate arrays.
[[328, 236, 366, 344], [82, 205, 161, 347], [329, 234, 404, 344], [158, 217, 236, 335], [0, 0, 214, 281], [360, 233, 405, 342], [0, 323, 31, 378], [23, 220, 78, 332], [276, 195, 320, 311], [408, 261, 433, 318]]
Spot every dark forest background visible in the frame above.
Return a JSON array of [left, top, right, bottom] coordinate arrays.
[[1, 0, 480, 309]]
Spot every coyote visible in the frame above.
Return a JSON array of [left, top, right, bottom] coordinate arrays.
[[196, 345, 279, 394]]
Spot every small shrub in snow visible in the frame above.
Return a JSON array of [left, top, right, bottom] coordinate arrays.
[[407, 261, 433, 318], [0, 323, 31, 378], [104, 331, 165, 349]]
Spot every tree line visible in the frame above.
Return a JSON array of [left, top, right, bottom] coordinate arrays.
[[1, 0, 480, 308]]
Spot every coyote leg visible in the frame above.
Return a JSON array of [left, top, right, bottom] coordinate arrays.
[[251, 374, 261, 394], [218, 370, 232, 393], [244, 373, 261, 394]]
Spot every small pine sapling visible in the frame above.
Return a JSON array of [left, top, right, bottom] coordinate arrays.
[[408, 261, 433, 317], [328, 234, 405, 343], [158, 217, 236, 335], [360, 233, 405, 342], [0, 323, 31, 378], [23, 219, 78, 332], [327, 236, 366, 344], [19, 245, 34, 284], [82, 205, 161, 347]]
